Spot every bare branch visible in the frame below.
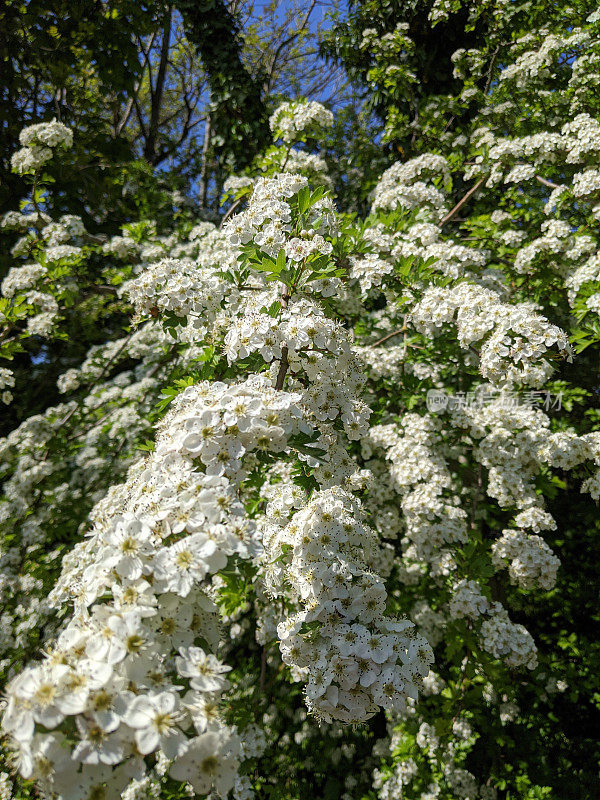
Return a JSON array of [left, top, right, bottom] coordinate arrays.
[[220, 196, 245, 226], [145, 10, 173, 162], [199, 114, 212, 208], [536, 175, 563, 191], [263, 0, 317, 92], [116, 32, 158, 136], [370, 326, 406, 348], [440, 177, 485, 227]]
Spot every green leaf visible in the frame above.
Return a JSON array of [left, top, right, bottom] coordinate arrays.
[[297, 185, 310, 214], [276, 248, 286, 272]]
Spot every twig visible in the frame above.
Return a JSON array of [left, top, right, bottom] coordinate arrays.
[[440, 177, 485, 227], [535, 175, 562, 191], [116, 32, 157, 136], [484, 45, 501, 96], [56, 331, 135, 429], [263, 0, 317, 93], [220, 196, 245, 227], [274, 288, 291, 391], [199, 114, 211, 208], [275, 346, 289, 390], [370, 325, 406, 348], [144, 10, 172, 162]]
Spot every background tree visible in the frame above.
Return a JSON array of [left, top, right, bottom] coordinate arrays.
[[0, 0, 343, 437]]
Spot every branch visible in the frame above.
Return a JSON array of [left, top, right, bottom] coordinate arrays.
[[263, 0, 317, 93], [56, 332, 135, 430], [199, 114, 211, 208], [152, 108, 205, 166], [144, 10, 172, 162], [370, 327, 405, 347], [275, 346, 289, 391], [275, 288, 291, 391], [116, 32, 157, 136], [484, 45, 501, 96], [536, 175, 563, 191], [440, 177, 485, 227], [220, 196, 246, 227], [133, 94, 148, 141]]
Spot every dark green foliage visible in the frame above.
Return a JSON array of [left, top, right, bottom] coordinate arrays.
[[174, 0, 271, 169]]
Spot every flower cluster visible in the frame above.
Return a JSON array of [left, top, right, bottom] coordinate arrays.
[[393, 222, 488, 279], [449, 580, 538, 669], [269, 100, 334, 144], [367, 415, 468, 575], [2, 147, 441, 797], [411, 282, 573, 386], [3, 376, 307, 796], [225, 174, 337, 257], [370, 155, 450, 222], [491, 529, 560, 590], [10, 118, 73, 173], [0, 366, 15, 404], [263, 488, 433, 722]]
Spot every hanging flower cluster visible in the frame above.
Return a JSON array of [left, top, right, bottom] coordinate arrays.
[[10, 119, 73, 174], [265, 487, 433, 722]]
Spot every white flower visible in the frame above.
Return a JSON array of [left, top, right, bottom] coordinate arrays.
[[71, 717, 126, 765], [85, 610, 148, 665], [176, 647, 232, 692], [101, 516, 154, 580], [153, 535, 226, 596], [169, 731, 240, 796], [124, 692, 187, 758], [7, 664, 70, 731]]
